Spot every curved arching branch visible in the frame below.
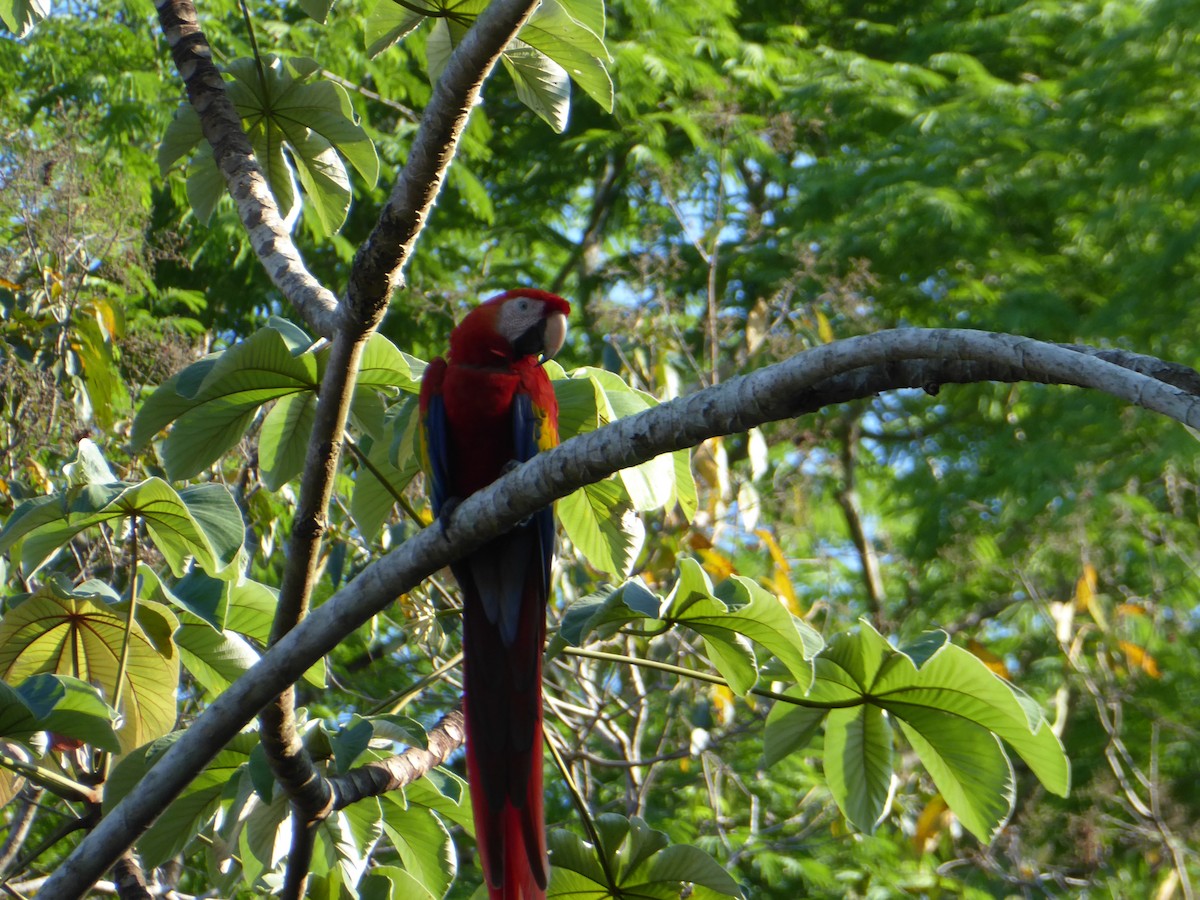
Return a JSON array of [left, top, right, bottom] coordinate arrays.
[[40, 329, 1200, 897]]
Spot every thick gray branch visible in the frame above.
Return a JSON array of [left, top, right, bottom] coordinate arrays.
[[41, 329, 1200, 897], [346, 0, 539, 317]]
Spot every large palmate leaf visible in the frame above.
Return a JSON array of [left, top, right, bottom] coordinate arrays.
[[548, 814, 742, 899], [368, 0, 612, 130], [0, 478, 244, 578], [0, 582, 179, 753], [159, 56, 378, 233], [763, 621, 1069, 841], [663, 558, 821, 693], [132, 323, 414, 482]]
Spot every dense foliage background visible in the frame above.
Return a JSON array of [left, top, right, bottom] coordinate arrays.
[[1, 0, 1197, 896]]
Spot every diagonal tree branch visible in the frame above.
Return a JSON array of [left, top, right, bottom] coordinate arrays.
[[240, 1, 540, 895], [345, 0, 541, 317], [258, 329, 370, 900], [40, 329, 1200, 897], [328, 709, 467, 808], [153, 0, 340, 337]]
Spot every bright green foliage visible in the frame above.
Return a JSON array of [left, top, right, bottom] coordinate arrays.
[[0, 674, 122, 753], [548, 814, 742, 898], [160, 55, 379, 234], [3, 0, 1200, 896], [0, 581, 179, 753]]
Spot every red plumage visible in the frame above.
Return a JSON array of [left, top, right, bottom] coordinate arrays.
[[420, 289, 570, 900]]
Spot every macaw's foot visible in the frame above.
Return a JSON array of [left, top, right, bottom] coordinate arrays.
[[437, 497, 461, 541]]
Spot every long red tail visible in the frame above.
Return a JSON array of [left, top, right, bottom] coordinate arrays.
[[459, 530, 549, 900]]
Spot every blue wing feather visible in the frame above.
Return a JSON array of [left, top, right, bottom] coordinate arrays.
[[424, 391, 451, 517]]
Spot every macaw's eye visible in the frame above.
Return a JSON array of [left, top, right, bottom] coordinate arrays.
[[517, 299, 530, 311]]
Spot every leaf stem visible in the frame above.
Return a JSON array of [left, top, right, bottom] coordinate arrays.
[[544, 732, 621, 894], [366, 652, 464, 715], [560, 646, 854, 708], [109, 515, 139, 721], [0, 754, 100, 805]]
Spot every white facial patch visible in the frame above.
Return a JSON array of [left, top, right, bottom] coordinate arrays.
[[497, 296, 548, 346]]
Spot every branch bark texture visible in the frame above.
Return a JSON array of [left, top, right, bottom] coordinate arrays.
[[346, 0, 540, 316], [153, 0, 340, 337], [41, 329, 1200, 897]]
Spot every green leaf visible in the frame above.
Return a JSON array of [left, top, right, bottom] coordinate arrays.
[[0, 0, 49, 38], [158, 104, 204, 176], [0, 584, 179, 753], [519, 0, 614, 112], [186, 144, 228, 225], [892, 705, 1015, 841], [310, 798, 383, 886], [164, 55, 379, 234], [0, 478, 244, 579], [824, 704, 893, 834], [259, 392, 317, 490], [105, 732, 256, 868], [400, 767, 473, 834], [298, 0, 334, 23], [662, 559, 818, 694], [0, 674, 121, 752], [131, 324, 319, 479], [502, 44, 572, 133], [380, 793, 456, 896], [361, 865, 438, 900], [63, 438, 118, 486], [871, 630, 1070, 797], [671, 448, 698, 521], [557, 579, 662, 646], [558, 477, 645, 578], [353, 411, 420, 540], [763, 693, 826, 767], [548, 814, 742, 898], [356, 333, 418, 392], [365, 0, 426, 58], [174, 616, 261, 697]]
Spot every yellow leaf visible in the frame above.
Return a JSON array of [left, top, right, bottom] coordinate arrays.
[[755, 529, 803, 615], [711, 684, 735, 725], [913, 795, 949, 854], [85, 299, 120, 341], [1118, 640, 1161, 679], [24, 459, 50, 492], [816, 309, 834, 344], [0, 277, 20, 291], [1075, 563, 1107, 631], [679, 757, 691, 773], [1116, 603, 1146, 617], [697, 547, 734, 581], [772, 569, 802, 616], [967, 639, 1010, 680]]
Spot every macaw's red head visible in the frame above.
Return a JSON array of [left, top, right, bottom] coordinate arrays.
[[449, 288, 571, 367]]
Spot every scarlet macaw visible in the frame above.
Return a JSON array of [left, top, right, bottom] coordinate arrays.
[[419, 288, 570, 900]]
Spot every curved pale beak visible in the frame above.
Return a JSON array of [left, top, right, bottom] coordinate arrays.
[[541, 311, 568, 361]]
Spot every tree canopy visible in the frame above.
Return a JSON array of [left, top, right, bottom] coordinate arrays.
[[1, 0, 1198, 897]]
